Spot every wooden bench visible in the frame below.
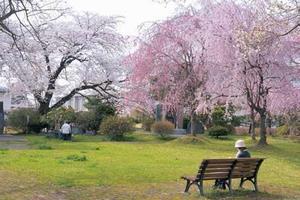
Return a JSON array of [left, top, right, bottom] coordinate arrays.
[[181, 158, 264, 195]]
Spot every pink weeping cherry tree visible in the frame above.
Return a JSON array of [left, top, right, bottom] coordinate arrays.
[[204, 0, 300, 145], [125, 12, 210, 135]]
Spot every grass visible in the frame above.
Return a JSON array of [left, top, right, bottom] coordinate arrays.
[[0, 132, 299, 199]]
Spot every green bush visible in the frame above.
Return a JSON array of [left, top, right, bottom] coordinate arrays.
[[84, 98, 116, 131], [99, 116, 133, 140], [142, 117, 155, 131], [211, 104, 241, 128], [211, 106, 227, 126], [75, 111, 97, 132], [151, 120, 174, 138], [225, 124, 235, 134], [276, 125, 289, 136], [41, 107, 76, 130], [207, 125, 230, 138], [7, 108, 44, 133]]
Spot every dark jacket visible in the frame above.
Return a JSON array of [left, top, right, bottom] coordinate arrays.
[[236, 150, 251, 158]]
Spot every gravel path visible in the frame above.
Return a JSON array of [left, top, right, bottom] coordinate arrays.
[[0, 135, 29, 149]]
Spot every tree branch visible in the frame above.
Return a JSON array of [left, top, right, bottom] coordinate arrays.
[[49, 80, 115, 111]]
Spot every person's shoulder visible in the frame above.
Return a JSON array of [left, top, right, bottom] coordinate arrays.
[[237, 150, 251, 158], [243, 150, 251, 157], [246, 150, 251, 156]]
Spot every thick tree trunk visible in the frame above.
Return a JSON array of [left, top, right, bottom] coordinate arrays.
[[190, 111, 197, 136], [38, 102, 51, 115], [250, 111, 256, 140], [258, 111, 267, 145]]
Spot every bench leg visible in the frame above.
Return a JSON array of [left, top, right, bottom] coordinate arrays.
[[253, 177, 258, 192], [197, 180, 204, 196], [240, 177, 258, 192], [228, 179, 232, 193], [184, 180, 192, 193], [239, 178, 244, 188]]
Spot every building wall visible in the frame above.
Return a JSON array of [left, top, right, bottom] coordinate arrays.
[[53, 95, 87, 112], [0, 92, 11, 112]]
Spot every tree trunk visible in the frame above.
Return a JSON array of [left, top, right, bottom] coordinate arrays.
[[266, 115, 272, 136], [190, 111, 197, 136], [250, 111, 256, 140], [38, 102, 51, 115], [258, 111, 267, 145], [176, 110, 183, 129], [162, 107, 167, 121]]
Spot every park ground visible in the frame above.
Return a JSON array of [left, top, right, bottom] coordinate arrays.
[[0, 132, 299, 200]]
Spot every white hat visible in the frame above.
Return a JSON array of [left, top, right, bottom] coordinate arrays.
[[235, 139, 246, 148]]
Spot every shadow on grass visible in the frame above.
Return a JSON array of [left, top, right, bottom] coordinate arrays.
[[70, 132, 178, 143], [201, 189, 287, 200], [250, 142, 300, 165]]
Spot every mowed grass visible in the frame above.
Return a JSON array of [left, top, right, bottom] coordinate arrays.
[[0, 132, 299, 200]]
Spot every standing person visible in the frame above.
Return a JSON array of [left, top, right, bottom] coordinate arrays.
[[60, 121, 71, 141], [235, 139, 251, 158]]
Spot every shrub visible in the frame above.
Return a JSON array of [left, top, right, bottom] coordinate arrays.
[[211, 104, 241, 127], [142, 117, 155, 131], [41, 107, 76, 130], [276, 125, 289, 136], [231, 116, 244, 127], [99, 116, 133, 140], [207, 125, 230, 138], [84, 98, 116, 131], [211, 106, 227, 126], [225, 124, 235, 134], [7, 108, 44, 133], [151, 120, 174, 138], [75, 111, 97, 132]]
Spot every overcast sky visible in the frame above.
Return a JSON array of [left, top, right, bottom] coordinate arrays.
[[68, 0, 180, 36]]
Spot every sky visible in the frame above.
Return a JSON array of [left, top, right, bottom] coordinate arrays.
[[68, 0, 179, 36]]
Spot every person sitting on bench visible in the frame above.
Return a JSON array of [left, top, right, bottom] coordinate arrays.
[[235, 139, 251, 158], [215, 139, 251, 189]]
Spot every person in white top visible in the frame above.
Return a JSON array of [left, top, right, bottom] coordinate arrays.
[[60, 121, 72, 141]]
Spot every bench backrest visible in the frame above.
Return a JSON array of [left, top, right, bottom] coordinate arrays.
[[196, 158, 264, 180], [232, 158, 264, 178]]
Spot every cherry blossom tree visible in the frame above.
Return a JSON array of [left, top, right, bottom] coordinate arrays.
[[0, 0, 67, 42], [202, 0, 300, 145], [1, 12, 125, 114], [264, 0, 299, 36], [125, 12, 209, 134]]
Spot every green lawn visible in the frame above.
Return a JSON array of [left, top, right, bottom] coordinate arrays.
[[0, 132, 299, 200]]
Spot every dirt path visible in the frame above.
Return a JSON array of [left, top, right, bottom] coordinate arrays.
[[0, 135, 29, 149]]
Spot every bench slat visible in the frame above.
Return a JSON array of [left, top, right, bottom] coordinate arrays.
[[234, 166, 257, 171], [205, 159, 236, 164], [206, 164, 232, 169], [203, 176, 228, 180], [236, 158, 262, 162], [205, 168, 231, 173], [236, 162, 258, 166]]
